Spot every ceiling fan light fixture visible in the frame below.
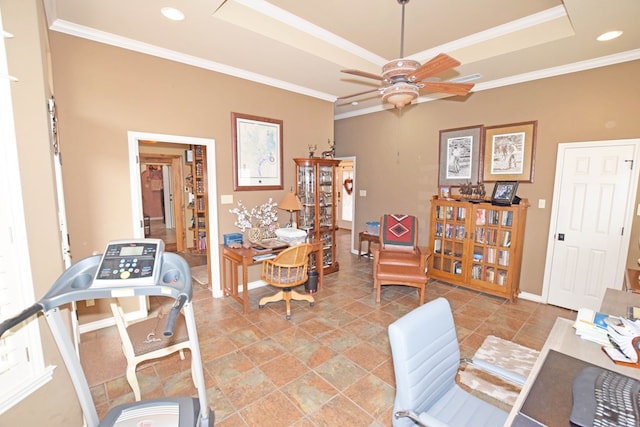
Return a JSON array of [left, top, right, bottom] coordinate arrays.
[[381, 82, 419, 109]]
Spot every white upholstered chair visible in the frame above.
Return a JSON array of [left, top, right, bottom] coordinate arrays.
[[388, 297, 509, 427], [110, 299, 193, 400]]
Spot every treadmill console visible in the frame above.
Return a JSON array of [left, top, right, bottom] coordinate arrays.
[[93, 239, 164, 287]]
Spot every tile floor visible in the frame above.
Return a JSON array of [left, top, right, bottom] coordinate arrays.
[[87, 229, 576, 426]]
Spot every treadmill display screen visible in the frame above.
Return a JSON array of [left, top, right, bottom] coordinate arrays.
[[119, 246, 145, 256]]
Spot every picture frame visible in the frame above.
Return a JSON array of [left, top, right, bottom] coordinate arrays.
[[482, 121, 537, 182], [438, 125, 483, 187], [490, 181, 519, 205], [231, 112, 284, 191], [439, 186, 451, 199]]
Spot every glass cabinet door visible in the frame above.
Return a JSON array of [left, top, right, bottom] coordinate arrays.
[[297, 165, 315, 230], [431, 202, 467, 278]]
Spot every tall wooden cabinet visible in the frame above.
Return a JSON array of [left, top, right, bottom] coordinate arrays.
[[187, 145, 208, 252], [294, 158, 340, 274], [428, 195, 529, 300]]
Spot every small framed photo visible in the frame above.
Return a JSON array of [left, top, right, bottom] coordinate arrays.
[[491, 181, 519, 205], [440, 186, 451, 199]]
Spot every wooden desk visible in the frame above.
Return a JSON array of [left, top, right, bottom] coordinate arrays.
[[507, 289, 640, 426], [358, 232, 379, 259], [219, 242, 324, 314]]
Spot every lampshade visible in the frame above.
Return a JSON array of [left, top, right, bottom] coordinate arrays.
[[381, 82, 419, 109], [278, 191, 302, 212]]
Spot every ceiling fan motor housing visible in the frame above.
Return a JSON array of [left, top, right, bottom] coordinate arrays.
[[382, 59, 420, 81]]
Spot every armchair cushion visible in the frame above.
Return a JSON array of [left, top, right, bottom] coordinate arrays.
[[377, 249, 422, 268]]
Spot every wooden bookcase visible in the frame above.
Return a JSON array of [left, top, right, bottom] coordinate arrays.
[[428, 195, 529, 300], [294, 158, 340, 274], [187, 145, 208, 252]]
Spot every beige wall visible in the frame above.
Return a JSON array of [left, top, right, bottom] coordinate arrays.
[[48, 31, 334, 269], [1, 0, 82, 425], [335, 60, 640, 297]]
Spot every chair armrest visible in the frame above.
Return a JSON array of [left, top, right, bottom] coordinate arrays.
[[460, 357, 526, 386], [417, 247, 432, 271]]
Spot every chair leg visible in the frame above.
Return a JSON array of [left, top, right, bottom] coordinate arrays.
[[375, 280, 381, 303], [290, 290, 314, 304], [126, 365, 142, 401], [259, 290, 285, 308]]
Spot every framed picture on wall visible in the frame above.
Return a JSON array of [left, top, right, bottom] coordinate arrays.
[[438, 125, 483, 187], [482, 121, 537, 183], [231, 112, 284, 191]]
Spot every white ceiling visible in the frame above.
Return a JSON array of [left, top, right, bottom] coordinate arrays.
[[44, 0, 640, 119]]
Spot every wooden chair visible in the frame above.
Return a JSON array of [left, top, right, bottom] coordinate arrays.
[[373, 214, 430, 304], [258, 243, 314, 320], [110, 299, 193, 400]]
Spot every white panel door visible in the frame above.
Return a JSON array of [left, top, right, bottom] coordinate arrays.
[[546, 142, 637, 310]]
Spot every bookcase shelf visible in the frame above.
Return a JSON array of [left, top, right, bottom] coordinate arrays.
[[428, 195, 529, 300]]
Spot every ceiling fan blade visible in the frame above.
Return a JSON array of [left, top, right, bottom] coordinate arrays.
[[336, 88, 381, 101], [422, 81, 474, 96], [408, 53, 461, 83], [341, 69, 384, 81]]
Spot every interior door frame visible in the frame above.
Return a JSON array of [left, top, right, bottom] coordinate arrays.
[[335, 156, 356, 254], [128, 131, 222, 299], [541, 138, 640, 304], [139, 153, 184, 250]]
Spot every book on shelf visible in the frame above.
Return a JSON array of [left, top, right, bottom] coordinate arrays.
[[476, 209, 486, 225]]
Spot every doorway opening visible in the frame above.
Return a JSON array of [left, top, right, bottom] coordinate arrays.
[[139, 150, 185, 253], [336, 156, 356, 254], [128, 132, 222, 299]]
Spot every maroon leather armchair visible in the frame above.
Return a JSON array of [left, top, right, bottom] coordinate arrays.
[[372, 214, 430, 304]]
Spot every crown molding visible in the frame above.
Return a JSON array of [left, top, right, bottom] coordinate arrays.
[[49, 19, 336, 103]]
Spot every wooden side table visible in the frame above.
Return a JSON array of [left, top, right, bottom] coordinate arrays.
[[625, 267, 640, 293], [358, 231, 379, 260]]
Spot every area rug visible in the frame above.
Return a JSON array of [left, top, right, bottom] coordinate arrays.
[[191, 265, 209, 285], [79, 331, 127, 387], [458, 335, 539, 406]]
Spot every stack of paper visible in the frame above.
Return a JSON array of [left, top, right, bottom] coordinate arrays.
[[573, 308, 615, 347], [606, 317, 640, 362]]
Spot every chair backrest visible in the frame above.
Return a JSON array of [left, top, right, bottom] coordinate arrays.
[[274, 243, 312, 265], [388, 297, 460, 427], [381, 214, 418, 251], [261, 243, 312, 286]]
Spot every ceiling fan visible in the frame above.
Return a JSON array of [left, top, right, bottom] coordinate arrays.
[[338, 0, 474, 109]]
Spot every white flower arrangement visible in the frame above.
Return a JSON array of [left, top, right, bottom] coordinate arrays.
[[229, 198, 279, 232]]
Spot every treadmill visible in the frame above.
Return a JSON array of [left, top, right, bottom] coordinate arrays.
[[0, 239, 213, 427]]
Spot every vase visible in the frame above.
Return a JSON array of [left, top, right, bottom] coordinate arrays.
[[246, 227, 262, 244]]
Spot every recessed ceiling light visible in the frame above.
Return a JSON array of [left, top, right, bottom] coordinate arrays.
[[161, 7, 185, 21], [597, 30, 623, 41], [351, 101, 359, 106]]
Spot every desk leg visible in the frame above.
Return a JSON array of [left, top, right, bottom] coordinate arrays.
[[221, 254, 229, 296], [241, 262, 249, 314], [315, 246, 324, 290], [358, 235, 363, 260]]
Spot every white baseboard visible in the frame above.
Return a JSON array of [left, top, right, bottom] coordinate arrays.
[[518, 291, 544, 303]]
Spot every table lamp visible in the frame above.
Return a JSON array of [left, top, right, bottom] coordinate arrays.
[[278, 190, 302, 228]]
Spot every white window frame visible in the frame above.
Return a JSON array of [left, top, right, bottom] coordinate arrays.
[[0, 8, 55, 415]]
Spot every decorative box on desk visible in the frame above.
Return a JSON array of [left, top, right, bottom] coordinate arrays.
[[275, 228, 307, 246], [223, 232, 243, 247]]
